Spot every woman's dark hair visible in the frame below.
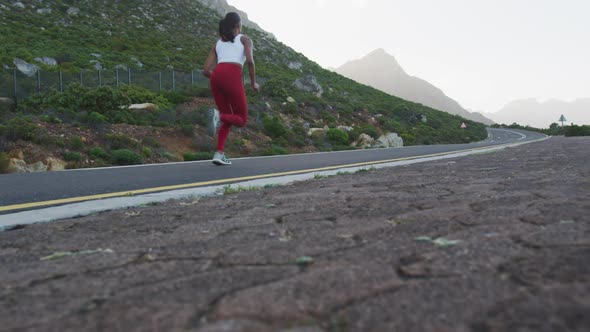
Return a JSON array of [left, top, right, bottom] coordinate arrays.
[[219, 12, 241, 43]]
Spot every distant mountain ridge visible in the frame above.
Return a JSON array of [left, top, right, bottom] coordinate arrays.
[[335, 49, 494, 125], [486, 98, 590, 128]]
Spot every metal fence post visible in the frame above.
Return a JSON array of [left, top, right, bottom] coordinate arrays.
[[98, 69, 102, 87], [59, 70, 63, 92], [159, 71, 162, 92], [36, 70, 41, 92], [191, 70, 194, 86], [80, 70, 83, 86], [116, 68, 119, 87], [128, 68, 131, 85], [13, 68, 18, 107], [172, 70, 175, 91]]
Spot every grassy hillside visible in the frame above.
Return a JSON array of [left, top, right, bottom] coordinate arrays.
[[0, 0, 487, 171]]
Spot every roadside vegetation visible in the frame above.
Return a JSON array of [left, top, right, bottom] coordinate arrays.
[[0, 0, 488, 172], [491, 123, 590, 137]]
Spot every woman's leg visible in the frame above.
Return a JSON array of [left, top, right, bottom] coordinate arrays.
[[223, 79, 248, 127], [210, 64, 248, 152], [216, 122, 231, 151]]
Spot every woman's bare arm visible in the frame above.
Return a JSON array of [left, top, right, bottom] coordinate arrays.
[[202, 45, 217, 78], [241, 35, 259, 92]]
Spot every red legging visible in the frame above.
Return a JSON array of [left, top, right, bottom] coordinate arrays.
[[210, 63, 248, 152]]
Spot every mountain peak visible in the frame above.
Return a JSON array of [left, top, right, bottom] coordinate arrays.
[[365, 48, 399, 63], [335, 49, 495, 125]]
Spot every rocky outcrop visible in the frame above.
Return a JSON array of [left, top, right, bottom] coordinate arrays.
[[293, 75, 323, 97], [46, 157, 66, 171], [7, 158, 27, 173], [5, 156, 66, 173], [351, 133, 374, 149], [337, 125, 353, 132], [13, 58, 40, 77], [26, 161, 47, 173], [307, 126, 328, 137], [129, 103, 158, 111], [34, 57, 57, 66], [67, 7, 79, 15], [288, 62, 303, 70], [373, 133, 404, 148]]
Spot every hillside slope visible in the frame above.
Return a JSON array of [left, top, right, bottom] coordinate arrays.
[[335, 49, 494, 125], [0, 0, 487, 172]]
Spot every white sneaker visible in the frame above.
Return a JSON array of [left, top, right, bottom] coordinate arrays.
[[207, 108, 220, 136], [212, 151, 231, 165]]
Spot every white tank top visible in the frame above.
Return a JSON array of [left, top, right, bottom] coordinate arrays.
[[216, 34, 246, 65]]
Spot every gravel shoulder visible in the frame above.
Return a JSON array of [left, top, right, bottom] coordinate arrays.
[[1, 136, 589, 332]]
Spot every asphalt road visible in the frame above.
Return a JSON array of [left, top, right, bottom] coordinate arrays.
[[0, 128, 545, 211]]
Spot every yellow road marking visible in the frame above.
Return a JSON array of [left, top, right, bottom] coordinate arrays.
[[0, 144, 511, 213]]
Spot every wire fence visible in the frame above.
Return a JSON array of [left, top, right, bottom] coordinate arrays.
[[0, 68, 214, 105]]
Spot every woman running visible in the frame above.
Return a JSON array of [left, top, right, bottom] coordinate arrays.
[[202, 12, 259, 165]]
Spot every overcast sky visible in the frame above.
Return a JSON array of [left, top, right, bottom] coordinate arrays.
[[228, 0, 590, 113]]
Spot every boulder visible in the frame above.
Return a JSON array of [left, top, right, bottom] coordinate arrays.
[[337, 125, 354, 132], [288, 62, 303, 70], [89, 60, 102, 70], [293, 75, 324, 97], [67, 7, 80, 15], [352, 133, 375, 149], [373, 133, 404, 148], [131, 56, 144, 68], [26, 161, 47, 173], [129, 103, 158, 111], [286, 96, 295, 103], [36, 8, 52, 14], [46, 157, 66, 171], [307, 128, 327, 137], [9, 150, 24, 160], [34, 57, 57, 66], [7, 158, 27, 173], [13, 2, 25, 9], [13, 58, 40, 77]]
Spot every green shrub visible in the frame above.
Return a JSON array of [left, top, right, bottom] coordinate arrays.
[[352, 125, 380, 140], [142, 136, 161, 148], [1, 117, 38, 141], [63, 151, 82, 162], [105, 134, 138, 149], [68, 136, 85, 150], [263, 145, 288, 155], [263, 116, 287, 138], [179, 123, 194, 137], [183, 151, 213, 161], [0, 98, 15, 114], [565, 125, 590, 137], [320, 111, 337, 127], [141, 147, 152, 158], [81, 86, 131, 114], [161, 91, 190, 106], [89, 147, 110, 159], [82, 111, 108, 127], [326, 128, 349, 145], [162, 151, 179, 161], [121, 85, 173, 110], [0, 152, 10, 173], [110, 149, 143, 165], [262, 78, 289, 99]]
